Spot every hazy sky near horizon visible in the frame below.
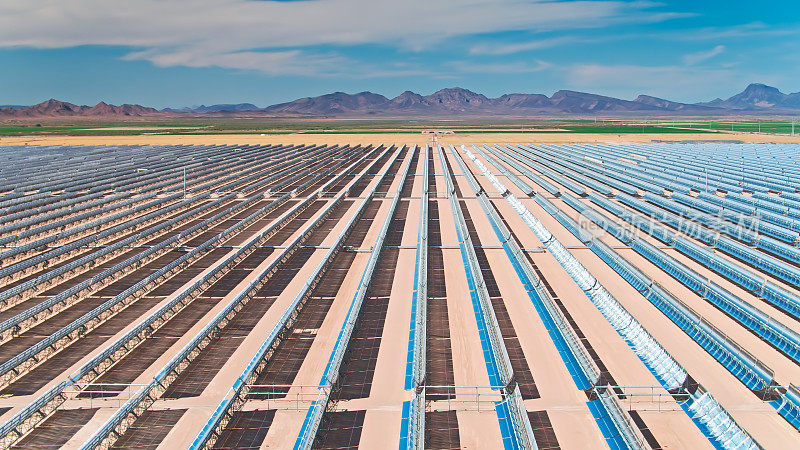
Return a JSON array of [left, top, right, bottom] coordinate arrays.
[[1, 0, 798, 108]]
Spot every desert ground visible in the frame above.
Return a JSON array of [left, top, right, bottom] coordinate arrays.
[[2, 130, 800, 146]]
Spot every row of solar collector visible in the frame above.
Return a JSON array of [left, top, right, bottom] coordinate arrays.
[[593, 146, 792, 195], [657, 192, 800, 247], [0, 145, 166, 190], [0, 192, 230, 341], [91, 145, 396, 449], [539, 142, 800, 210], [0, 144, 371, 402], [495, 144, 800, 295], [0, 143, 223, 180], [575, 143, 800, 213], [0, 143, 329, 253], [459, 145, 662, 448], [0, 144, 288, 213], [495, 144, 800, 332], [642, 192, 800, 261], [0, 144, 764, 450], [0, 144, 356, 352], [591, 190, 800, 360], [590, 143, 800, 193], [0, 144, 267, 194], [560, 193, 775, 389], [571, 192, 800, 365], [534, 145, 800, 298], [491, 144, 800, 301], [295, 147, 432, 449], [401, 145, 429, 449], [444, 145, 535, 449], [0, 147, 187, 193], [464, 146, 758, 448], [190, 145, 534, 449], [645, 145, 800, 190], [0, 144, 256, 221], [0, 162, 351, 447], [318, 146, 539, 448], [1, 142, 792, 444], [0, 144, 307, 220], [523, 143, 800, 235], [0, 145, 206, 206], [0, 143, 358, 342], [494, 144, 798, 380], [0, 143, 331, 277], [472, 146, 800, 434], [611, 193, 800, 319], [554, 191, 800, 431]]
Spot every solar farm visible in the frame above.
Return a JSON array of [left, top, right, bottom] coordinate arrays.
[[0, 142, 799, 450]]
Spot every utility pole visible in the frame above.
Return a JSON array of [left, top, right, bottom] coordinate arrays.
[[793, 118, 796, 136], [183, 167, 186, 199]]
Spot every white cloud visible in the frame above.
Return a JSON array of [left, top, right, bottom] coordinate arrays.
[[682, 45, 725, 65], [0, 0, 681, 75], [469, 37, 576, 55], [124, 48, 352, 76]]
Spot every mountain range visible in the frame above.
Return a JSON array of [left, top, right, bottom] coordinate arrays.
[[2, 84, 799, 119], [162, 103, 260, 113], [0, 99, 159, 118]]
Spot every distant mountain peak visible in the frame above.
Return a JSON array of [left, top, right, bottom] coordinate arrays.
[[704, 83, 797, 110], [633, 95, 710, 111], [168, 103, 261, 113], [1, 99, 158, 117], [424, 87, 490, 107], [263, 91, 389, 115], [727, 83, 784, 108], [493, 93, 550, 108], [4, 83, 800, 118], [743, 83, 780, 92], [390, 91, 431, 108]]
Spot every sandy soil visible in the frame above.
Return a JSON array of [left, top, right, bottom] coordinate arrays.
[[2, 131, 799, 147]]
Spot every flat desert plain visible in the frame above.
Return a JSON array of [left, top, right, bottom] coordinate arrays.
[[1, 130, 799, 146]]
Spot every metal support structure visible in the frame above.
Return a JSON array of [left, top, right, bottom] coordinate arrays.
[[400, 145, 429, 449], [80, 145, 395, 450], [440, 145, 536, 450], [294, 146, 416, 450], [466, 145, 759, 449], [0, 144, 339, 314], [0, 147, 361, 391], [0, 145, 371, 449], [188, 146, 404, 450], [465, 148, 603, 389], [557, 192, 800, 430]]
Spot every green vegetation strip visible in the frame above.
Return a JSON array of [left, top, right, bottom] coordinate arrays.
[[1, 120, 796, 136]]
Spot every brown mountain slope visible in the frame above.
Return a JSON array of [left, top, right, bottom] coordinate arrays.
[[5, 83, 800, 119], [0, 99, 160, 118]]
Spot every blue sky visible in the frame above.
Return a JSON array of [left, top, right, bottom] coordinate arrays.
[[1, 0, 798, 108]]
